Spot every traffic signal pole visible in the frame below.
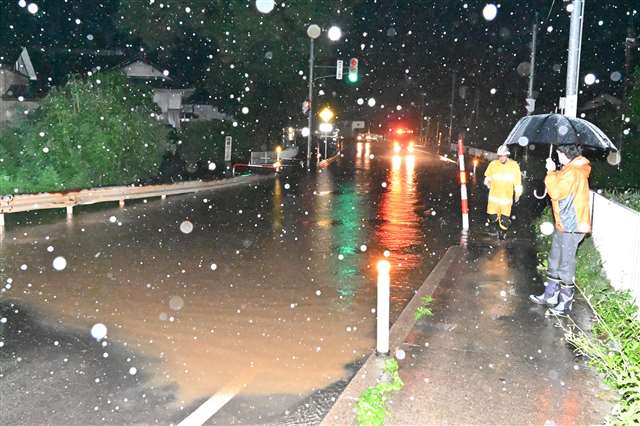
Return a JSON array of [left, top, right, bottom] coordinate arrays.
[[307, 38, 315, 169]]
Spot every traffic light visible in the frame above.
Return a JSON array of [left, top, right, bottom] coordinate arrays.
[[348, 58, 358, 83]]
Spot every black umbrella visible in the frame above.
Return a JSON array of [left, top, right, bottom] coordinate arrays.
[[503, 113, 617, 151], [502, 113, 617, 199]]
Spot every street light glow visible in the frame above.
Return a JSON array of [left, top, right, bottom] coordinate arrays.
[[319, 107, 335, 123], [327, 26, 342, 41]]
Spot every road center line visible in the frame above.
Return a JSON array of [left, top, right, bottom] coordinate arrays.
[[177, 373, 254, 426]]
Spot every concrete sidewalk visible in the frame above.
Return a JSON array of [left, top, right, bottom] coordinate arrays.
[[322, 239, 613, 425]]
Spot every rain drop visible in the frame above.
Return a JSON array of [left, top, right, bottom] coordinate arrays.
[[52, 256, 67, 271], [169, 296, 184, 311], [90, 323, 108, 341], [540, 222, 554, 236], [482, 4, 498, 21], [255, 0, 275, 14], [179, 220, 194, 234]]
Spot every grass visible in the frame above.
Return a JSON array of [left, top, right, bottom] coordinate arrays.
[[603, 189, 640, 213], [534, 207, 640, 425], [415, 295, 434, 321], [355, 358, 404, 426]]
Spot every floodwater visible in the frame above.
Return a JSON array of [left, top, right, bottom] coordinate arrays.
[[0, 144, 468, 423]]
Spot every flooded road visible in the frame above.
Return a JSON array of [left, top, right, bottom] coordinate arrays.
[[0, 145, 473, 424]]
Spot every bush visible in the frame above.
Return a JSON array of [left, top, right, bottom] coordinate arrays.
[[176, 119, 253, 177], [0, 72, 169, 195]]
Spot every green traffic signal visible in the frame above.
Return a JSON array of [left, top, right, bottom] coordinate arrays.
[[348, 72, 358, 83]]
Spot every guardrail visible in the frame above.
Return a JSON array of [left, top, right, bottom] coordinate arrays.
[[250, 151, 277, 165], [0, 175, 267, 227], [449, 143, 498, 160], [591, 191, 640, 308]]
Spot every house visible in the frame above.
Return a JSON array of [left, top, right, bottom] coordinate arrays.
[[181, 88, 234, 123], [117, 59, 195, 129], [0, 48, 40, 128], [1, 49, 229, 130]]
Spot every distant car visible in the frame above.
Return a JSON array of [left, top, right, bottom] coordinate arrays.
[[387, 127, 416, 154], [355, 131, 383, 143]]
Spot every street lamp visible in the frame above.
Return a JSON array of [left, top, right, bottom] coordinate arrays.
[[327, 26, 342, 42], [306, 24, 341, 168], [319, 107, 335, 123], [319, 107, 335, 159]]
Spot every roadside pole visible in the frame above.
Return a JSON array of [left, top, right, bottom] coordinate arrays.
[[457, 134, 470, 233], [224, 136, 233, 176], [376, 260, 390, 355]]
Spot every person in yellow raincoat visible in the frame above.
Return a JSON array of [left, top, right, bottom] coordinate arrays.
[[483, 145, 523, 239]]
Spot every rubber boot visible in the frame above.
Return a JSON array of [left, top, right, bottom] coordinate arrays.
[[547, 282, 575, 316], [529, 275, 560, 305]]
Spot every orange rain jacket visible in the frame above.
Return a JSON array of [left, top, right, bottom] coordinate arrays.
[[544, 156, 592, 233]]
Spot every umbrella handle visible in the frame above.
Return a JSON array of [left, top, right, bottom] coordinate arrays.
[[534, 188, 547, 199], [533, 145, 554, 199]]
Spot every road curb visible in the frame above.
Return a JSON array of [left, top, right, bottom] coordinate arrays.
[[321, 245, 463, 425]]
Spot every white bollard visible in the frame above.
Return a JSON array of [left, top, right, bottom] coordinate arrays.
[[119, 199, 125, 208], [66, 206, 73, 217], [0, 213, 4, 227], [376, 260, 391, 355]]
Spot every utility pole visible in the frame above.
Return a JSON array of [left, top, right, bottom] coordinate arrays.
[[448, 71, 457, 146], [564, 0, 585, 118], [435, 118, 441, 154], [306, 37, 315, 169], [419, 92, 425, 145], [524, 12, 538, 166], [618, 21, 637, 165], [527, 12, 538, 113]]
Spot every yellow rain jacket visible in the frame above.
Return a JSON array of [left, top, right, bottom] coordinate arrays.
[[484, 159, 523, 217], [545, 156, 591, 233]]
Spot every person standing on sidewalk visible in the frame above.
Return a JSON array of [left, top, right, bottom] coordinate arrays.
[[484, 145, 523, 239], [529, 144, 591, 316]]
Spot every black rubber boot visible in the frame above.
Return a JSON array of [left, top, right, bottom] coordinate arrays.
[[529, 275, 560, 305], [547, 282, 575, 316]]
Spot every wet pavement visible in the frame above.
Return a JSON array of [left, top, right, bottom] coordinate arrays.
[[0, 144, 472, 425], [323, 225, 613, 425]]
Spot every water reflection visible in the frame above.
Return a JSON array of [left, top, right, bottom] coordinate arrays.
[[272, 177, 283, 233], [376, 154, 422, 301]]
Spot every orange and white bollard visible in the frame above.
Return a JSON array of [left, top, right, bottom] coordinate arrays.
[[376, 260, 391, 355], [457, 134, 469, 232]]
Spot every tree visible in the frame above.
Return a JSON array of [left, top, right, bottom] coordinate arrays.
[[116, 1, 363, 147], [0, 72, 169, 195]]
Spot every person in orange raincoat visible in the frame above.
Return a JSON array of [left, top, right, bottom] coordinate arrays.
[[529, 144, 591, 316], [484, 145, 523, 239]]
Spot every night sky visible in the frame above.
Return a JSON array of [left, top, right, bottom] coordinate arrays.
[[1, 0, 637, 146]]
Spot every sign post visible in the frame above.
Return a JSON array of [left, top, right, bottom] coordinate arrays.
[[224, 136, 233, 176]]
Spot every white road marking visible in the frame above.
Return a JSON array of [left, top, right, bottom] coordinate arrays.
[[177, 373, 254, 426]]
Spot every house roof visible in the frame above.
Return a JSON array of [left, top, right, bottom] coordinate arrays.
[[15, 47, 37, 80]]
